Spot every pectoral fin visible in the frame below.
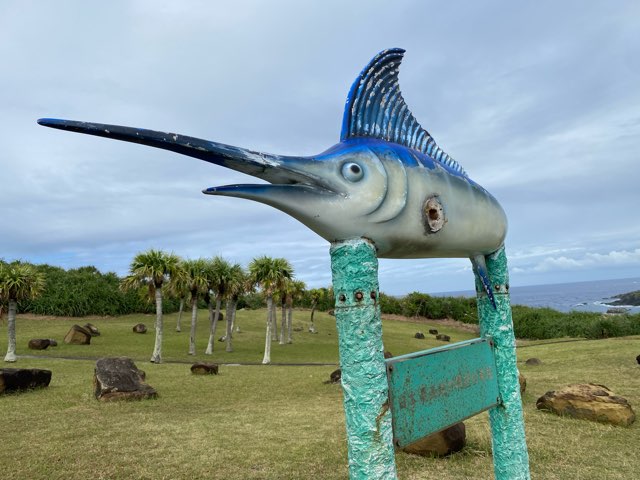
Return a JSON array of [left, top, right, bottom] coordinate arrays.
[[471, 255, 496, 309]]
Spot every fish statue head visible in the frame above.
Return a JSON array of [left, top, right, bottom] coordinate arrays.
[[38, 48, 506, 263]]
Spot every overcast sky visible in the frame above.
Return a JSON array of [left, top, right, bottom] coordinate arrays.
[[1, 1, 639, 294]]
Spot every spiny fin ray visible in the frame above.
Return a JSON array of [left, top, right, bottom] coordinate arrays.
[[341, 48, 467, 177], [472, 255, 497, 310]]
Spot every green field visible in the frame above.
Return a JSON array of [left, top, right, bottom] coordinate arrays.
[[1, 310, 638, 479]]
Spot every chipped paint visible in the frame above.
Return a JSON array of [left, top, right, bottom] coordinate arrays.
[[386, 337, 499, 447], [330, 238, 397, 480], [475, 246, 530, 480]]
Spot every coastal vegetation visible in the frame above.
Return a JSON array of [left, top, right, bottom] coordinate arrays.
[[1, 258, 639, 342]]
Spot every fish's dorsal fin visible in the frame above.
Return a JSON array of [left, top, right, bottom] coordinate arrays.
[[341, 48, 466, 177]]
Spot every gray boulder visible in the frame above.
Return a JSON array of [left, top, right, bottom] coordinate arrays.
[[84, 323, 101, 336], [0, 368, 52, 394], [536, 383, 635, 426], [94, 357, 157, 401], [403, 422, 466, 457], [64, 325, 92, 345], [132, 323, 147, 334], [190, 363, 219, 375], [324, 368, 342, 384], [28, 339, 52, 350]]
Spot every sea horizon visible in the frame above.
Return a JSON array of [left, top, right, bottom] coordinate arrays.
[[433, 276, 640, 313]]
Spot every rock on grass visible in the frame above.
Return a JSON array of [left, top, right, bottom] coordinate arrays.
[[536, 383, 635, 426]]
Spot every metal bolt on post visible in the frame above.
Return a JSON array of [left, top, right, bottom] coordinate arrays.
[[475, 246, 530, 480], [330, 238, 398, 480]]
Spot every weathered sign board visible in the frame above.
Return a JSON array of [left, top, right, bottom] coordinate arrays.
[[385, 337, 500, 447]]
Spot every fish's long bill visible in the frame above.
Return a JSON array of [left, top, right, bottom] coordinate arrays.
[[37, 118, 293, 181]]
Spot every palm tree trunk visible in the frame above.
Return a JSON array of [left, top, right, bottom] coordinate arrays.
[[309, 300, 317, 333], [310, 301, 317, 322], [205, 296, 222, 354], [272, 300, 278, 341], [176, 298, 184, 332], [287, 304, 293, 344], [189, 296, 198, 355], [225, 299, 234, 352], [150, 287, 163, 363], [262, 295, 273, 364], [3, 299, 18, 362], [231, 295, 239, 334], [279, 298, 286, 345]]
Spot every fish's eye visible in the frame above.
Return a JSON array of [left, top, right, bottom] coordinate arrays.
[[341, 162, 364, 182]]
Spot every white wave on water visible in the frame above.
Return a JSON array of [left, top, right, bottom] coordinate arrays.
[[438, 277, 640, 313]]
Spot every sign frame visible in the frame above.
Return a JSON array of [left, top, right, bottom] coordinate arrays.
[[385, 336, 500, 448]]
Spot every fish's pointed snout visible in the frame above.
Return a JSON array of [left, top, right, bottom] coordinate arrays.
[[37, 118, 303, 183]]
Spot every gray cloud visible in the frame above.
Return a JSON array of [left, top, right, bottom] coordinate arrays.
[[1, 1, 638, 294]]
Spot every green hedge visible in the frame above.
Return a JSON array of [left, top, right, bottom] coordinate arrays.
[[504, 305, 640, 340], [380, 291, 478, 323], [19, 264, 180, 317], [5, 260, 640, 339]]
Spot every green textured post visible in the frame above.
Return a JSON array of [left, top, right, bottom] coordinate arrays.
[[330, 238, 398, 480], [475, 246, 530, 480]]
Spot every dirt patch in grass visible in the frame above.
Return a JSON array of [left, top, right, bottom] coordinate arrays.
[[382, 314, 480, 334], [15, 313, 132, 322]]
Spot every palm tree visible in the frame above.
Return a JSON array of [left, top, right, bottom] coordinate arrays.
[[277, 280, 289, 345], [121, 249, 183, 363], [204, 256, 233, 355], [174, 259, 210, 355], [172, 282, 189, 332], [248, 256, 293, 364], [286, 279, 306, 343], [232, 270, 253, 335], [223, 263, 246, 353], [0, 262, 45, 362], [308, 288, 324, 333]]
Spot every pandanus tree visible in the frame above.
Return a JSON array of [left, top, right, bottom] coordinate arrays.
[[286, 279, 306, 343], [1, 262, 46, 362], [223, 263, 246, 353], [175, 259, 210, 356], [248, 256, 293, 364], [204, 256, 232, 355], [172, 281, 189, 332], [121, 249, 183, 363], [308, 288, 324, 333], [277, 281, 289, 345], [232, 269, 253, 335]]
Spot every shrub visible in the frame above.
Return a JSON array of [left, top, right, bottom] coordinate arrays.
[[19, 264, 180, 317], [379, 293, 403, 315]]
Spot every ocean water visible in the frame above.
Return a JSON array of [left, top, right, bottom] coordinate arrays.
[[437, 277, 640, 313]]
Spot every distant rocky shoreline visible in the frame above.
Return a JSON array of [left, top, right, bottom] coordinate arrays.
[[609, 290, 640, 306]]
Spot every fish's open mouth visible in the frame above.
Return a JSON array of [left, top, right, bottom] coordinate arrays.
[[204, 181, 337, 197]]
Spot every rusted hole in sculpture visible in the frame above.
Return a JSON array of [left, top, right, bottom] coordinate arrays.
[[423, 196, 445, 233], [355, 291, 364, 301], [339, 294, 346, 302]]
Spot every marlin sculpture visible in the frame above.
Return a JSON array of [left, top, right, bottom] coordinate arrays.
[[38, 48, 506, 306]]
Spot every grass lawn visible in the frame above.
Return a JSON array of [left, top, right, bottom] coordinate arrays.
[[1, 310, 638, 479]]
